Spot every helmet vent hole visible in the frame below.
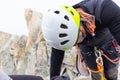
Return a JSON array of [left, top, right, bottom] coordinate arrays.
[[61, 40, 69, 45], [48, 9, 50, 11], [54, 11, 60, 14], [65, 6, 69, 8], [59, 33, 68, 38], [64, 15, 69, 21], [70, 11, 74, 16], [60, 24, 68, 29]]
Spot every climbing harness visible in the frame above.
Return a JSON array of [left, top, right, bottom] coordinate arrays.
[[75, 8, 120, 80], [93, 47, 106, 80]]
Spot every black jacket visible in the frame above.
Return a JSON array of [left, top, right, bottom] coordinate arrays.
[[50, 0, 120, 78], [73, 0, 120, 44]]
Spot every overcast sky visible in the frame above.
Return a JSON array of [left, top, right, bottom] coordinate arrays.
[[0, 0, 120, 36]]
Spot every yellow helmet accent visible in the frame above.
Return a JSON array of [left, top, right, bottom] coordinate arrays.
[[61, 5, 80, 29]]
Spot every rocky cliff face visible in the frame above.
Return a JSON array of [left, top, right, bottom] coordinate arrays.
[[0, 31, 79, 80], [0, 8, 120, 80]]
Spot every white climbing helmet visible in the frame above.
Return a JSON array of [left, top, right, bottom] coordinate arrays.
[[42, 5, 80, 50]]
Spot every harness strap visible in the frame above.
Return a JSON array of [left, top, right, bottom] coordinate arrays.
[[99, 50, 119, 64], [75, 46, 106, 80], [75, 46, 87, 69], [112, 40, 120, 53]]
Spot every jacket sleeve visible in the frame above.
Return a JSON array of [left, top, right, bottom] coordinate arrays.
[[101, 0, 120, 44], [50, 47, 65, 79]]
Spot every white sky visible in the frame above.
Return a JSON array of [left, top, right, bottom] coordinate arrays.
[[0, 0, 120, 36]]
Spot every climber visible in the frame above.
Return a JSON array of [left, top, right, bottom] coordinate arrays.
[[42, 0, 120, 80]]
